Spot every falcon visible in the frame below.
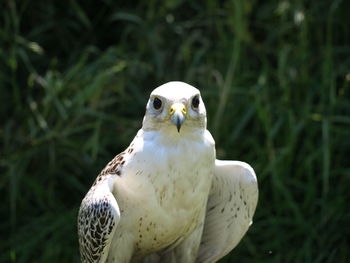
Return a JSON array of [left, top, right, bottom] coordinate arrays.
[[77, 81, 258, 263]]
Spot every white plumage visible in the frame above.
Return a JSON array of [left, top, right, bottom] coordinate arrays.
[[78, 81, 258, 263]]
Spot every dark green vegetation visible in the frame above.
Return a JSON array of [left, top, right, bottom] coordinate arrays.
[[1, 0, 350, 262]]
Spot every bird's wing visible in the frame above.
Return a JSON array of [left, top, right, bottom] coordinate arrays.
[[197, 160, 258, 263], [78, 174, 120, 263]]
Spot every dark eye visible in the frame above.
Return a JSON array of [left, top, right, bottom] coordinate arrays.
[[153, 97, 162, 110], [191, 95, 200, 109]]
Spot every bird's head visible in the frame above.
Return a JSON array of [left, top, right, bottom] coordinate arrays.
[[142, 81, 207, 133]]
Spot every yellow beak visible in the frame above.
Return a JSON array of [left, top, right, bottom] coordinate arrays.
[[169, 103, 187, 132]]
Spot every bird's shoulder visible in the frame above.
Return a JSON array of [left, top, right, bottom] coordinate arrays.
[[92, 142, 138, 184], [100, 151, 126, 177]]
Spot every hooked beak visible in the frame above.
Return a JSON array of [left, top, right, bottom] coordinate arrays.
[[169, 103, 187, 132]]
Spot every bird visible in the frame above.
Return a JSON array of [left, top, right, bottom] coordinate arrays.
[[77, 81, 258, 263]]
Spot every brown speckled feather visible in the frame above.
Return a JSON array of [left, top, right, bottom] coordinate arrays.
[[78, 153, 125, 263]]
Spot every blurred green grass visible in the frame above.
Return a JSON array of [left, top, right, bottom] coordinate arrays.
[[1, 0, 350, 262]]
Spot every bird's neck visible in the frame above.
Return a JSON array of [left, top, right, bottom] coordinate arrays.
[[142, 126, 206, 145]]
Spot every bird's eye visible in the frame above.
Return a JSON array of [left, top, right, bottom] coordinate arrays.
[[153, 97, 162, 110], [191, 95, 200, 109]]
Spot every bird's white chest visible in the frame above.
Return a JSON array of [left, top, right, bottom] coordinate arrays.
[[113, 130, 215, 255]]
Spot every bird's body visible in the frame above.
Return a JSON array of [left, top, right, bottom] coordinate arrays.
[[108, 128, 215, 262], [78, 82, 258, 263]]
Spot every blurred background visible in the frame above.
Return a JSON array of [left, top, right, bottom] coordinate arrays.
[[1, 0, 350, 262]]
